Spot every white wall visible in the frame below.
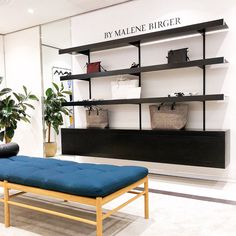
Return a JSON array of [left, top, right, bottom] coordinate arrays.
[[41, 19, 72, 49], [4, 27, 44, 156], [70, 0, 236, 182], [0, 35, 5, 87]]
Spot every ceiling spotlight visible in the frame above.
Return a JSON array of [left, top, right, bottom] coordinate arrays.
[[27, 8, 34, 14]]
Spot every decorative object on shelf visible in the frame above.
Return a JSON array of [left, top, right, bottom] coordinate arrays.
[[167, 48, 189, 63], [130, 62, 140, 68], [168, 92, 198, 97], [86, 61, 107, 73], [86, 106, 109, 129], [149, 103, 188, 130], [0, 77, 39, 143], [52, 67, 72, 77], [111, 77, 141, 99], [44, 82, 72, 157]]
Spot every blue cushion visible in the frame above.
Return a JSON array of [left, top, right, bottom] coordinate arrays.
[[0, 156, 148, 197]]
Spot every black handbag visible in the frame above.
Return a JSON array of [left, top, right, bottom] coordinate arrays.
[[167, 48, 189, 63]]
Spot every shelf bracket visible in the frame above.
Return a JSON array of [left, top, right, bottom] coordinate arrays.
[[80, 50, 90, 56], [129, 41, 141, 47], [136, 41, 142, 130], [202, 30, 206, 131]]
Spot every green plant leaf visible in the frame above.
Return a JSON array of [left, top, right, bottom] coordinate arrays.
[[24, 103, 35, 109], [17, 93, 26, 101], [6, 128, 14, 139], [23, 85, 27, 95], [62, 91, 72, 95], [52, 82, 59, 92], [0, 88, 12, 96], [29, 94, 39, 101], [0, 131, 4, 142], [46, 88, 53, 97], [13, 92, 21, 102], [21, 117, 30, 123], [60, 82, 64, 92]]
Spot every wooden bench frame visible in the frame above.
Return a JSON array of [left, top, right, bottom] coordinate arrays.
[[0, 176, 149, 236]]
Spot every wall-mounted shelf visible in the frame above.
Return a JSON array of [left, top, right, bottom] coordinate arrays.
[[63, 94, 224, 107], [59, 19, 228, 55], [60, 57, 226, 81], [59, 18, 229, 168]]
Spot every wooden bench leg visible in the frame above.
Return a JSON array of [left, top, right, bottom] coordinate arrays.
[[4, 181, 10, 227], [96, 197, 103, 236], [144, 177, 149, 219]]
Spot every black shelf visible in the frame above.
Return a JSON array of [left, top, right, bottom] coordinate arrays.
[[60, 57, 225, 81], [62, 94, 224, 107], [59, 19, 228, 55]]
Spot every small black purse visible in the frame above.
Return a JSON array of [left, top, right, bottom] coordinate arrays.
[[167, 48, 190, 63]]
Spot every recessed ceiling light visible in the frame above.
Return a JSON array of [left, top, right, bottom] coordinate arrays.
[[27, 8, 34, 14]]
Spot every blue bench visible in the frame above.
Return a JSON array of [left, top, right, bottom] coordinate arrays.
[[0, 156, 148, 197], [0, 155, 149, 236]]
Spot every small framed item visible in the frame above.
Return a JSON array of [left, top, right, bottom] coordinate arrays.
[[167, 48, 189, 64], [87, 62, 101, 73]]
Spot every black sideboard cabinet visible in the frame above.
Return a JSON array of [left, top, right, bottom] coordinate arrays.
[[62, 128, 228, 168], [59, 19, 229, 168]]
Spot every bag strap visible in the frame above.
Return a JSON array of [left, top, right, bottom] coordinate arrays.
[[96, 107, 99, 115], [88, 106, 93, 115], [100, 65, 107, 72], [171, 102, 176, 110], [158, 102, 164, 110], [158, 102, 176, 110]]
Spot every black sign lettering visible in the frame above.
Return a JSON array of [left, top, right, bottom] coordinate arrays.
[[104, 17, 181, 39]]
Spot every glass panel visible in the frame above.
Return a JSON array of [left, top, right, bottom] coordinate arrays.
[[41, 19, 73, 154]]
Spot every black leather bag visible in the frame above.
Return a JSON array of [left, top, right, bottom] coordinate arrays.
[[167, 48, 189, 63]]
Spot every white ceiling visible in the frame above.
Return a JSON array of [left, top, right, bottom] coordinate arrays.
[[0, 0, 130, 34]]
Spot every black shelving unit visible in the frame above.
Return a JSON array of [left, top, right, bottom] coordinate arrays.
[[59, 19, 229, 168]]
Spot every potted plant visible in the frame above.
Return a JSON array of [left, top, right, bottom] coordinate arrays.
[[44, 83, 71, 157], [0, 77, 39, 143]]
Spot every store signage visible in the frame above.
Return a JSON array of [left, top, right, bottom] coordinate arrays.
[[104, 17, 181, 39]]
